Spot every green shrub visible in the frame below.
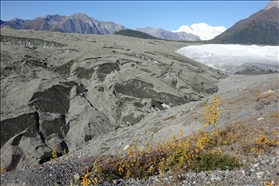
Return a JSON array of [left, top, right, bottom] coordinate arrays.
[[190, 151, 242, 173]]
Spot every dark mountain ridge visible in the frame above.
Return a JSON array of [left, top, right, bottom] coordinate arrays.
[[213, 1, 279, 45], [114, 29, 161, 39]]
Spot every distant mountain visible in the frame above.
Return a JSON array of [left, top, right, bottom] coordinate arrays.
[[213, 0, 279, 45], [136, 27, 201, 41], [0, 13, 126, 35], [0, 18, 26, 29], [114, 29, 160, 39], [172, 23, 226, 41]]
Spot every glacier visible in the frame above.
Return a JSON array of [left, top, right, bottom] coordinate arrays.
[[176, 44, 279, 74]]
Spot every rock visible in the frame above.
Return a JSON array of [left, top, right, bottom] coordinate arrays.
[[225, 174, 233, 180], [245, 170, 252, 176], [257, 117, 264, 121], [261, 90, 274, 95], [210, 175, 222, 181], [182, 180, 189, 184], [73, 173, 80, 180], [161, 103, 171, 109], [124, 145, 130, 151], [256, 171, 264, 179], [253, 163, 259, 168]]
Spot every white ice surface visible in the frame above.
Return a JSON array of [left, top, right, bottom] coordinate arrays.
[[176, 44, 279, 73]]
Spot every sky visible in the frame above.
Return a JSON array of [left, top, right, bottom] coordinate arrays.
[[1, 1, 270, 31]]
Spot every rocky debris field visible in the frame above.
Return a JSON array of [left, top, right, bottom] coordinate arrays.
[[1, 73, 278, 185], [0, 27, 225, 171], [1, 150, 279, 186], [1, 27, 278, 185]]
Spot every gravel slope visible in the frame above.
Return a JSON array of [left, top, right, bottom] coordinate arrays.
[[1, 73, 278, 186]]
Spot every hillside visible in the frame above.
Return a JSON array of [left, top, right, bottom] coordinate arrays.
[[213, 2, 279, 45], [114, 29, 160, 39]]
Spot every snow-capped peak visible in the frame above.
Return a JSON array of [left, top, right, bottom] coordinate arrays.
[[172, 23, 226, 40]]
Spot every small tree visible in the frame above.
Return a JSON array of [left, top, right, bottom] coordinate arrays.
[[201, 94, 222, 127]]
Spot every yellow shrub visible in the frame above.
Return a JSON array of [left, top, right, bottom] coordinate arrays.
[[201, 94, 222, 127], [81, 166, 93, 186], [251, 133, 279, 154], [1, 168, 5, 174], [50, 146, 58, 162]]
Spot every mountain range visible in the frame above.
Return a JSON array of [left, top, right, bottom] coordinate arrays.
[[0, 13, 126, 35], [136, 27, 201, 41], [213, 0, 279, 45], [1, 0, 278, 44]]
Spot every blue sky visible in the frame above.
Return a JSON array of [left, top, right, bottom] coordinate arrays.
[[1, 1, 269, 31]]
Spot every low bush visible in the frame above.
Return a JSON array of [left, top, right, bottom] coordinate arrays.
[[190, 151, 240, 173], [75, 94, 278, 185], [77, 128, 243, 185]]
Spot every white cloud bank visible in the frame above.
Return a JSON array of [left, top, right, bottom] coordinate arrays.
[[176, 44, 279, 74]]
